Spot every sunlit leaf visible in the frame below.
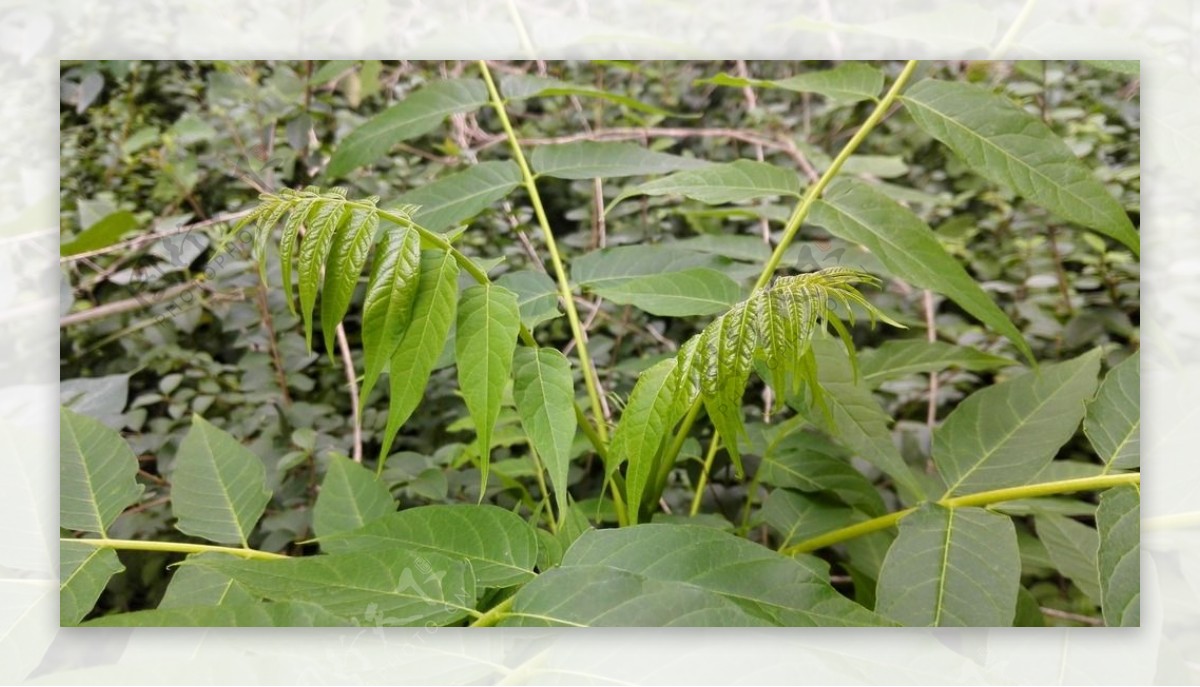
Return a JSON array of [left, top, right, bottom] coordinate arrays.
[[171, 415, 270, 547]]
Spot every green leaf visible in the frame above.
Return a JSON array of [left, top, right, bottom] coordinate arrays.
[[499, 565, 769, 626], [187, 548, 477, 626], [380, 250, 459, 458], [455, 284, 521, 491], [858, 339, 1015, 387], [531, 141, 710, 179], [935, 349, 1101, 496], [1097, 486, 1140, 627], [1085, 351, 1140, 472], [312, 60, 356, 84], [807, 340, 924, 499], [84, 601, 352, 627], [320, 207, 378, 355], [495, 269, 561, 329], [1083, 60, 1139, 76], [613, 160, 803, 208], [585, 267, 742, 317], [810, 178, 1032, 363], [298, 199, 348, 351], [699, 63, 885, 105], [60, 407, 144, 535], [1035, 514, 1102, 605], [876, 504, 1020, 626], [512, 347, 577, 518], [571, 244, 720, 290], [758, 426, 886, 516], [500, 73, 682, 116], [698, 299, 758, 475], [1013, 586, 1046, 627], [563, 524, 888, 626], [612, 358, 679, 523], [312, 453, 396, 539], [60, 541, 124, 625], [158, 562, 254, 609], [318, 504, 538, 587], [171, 415, 271, 547], [760, 489, 862, 549], [326, 78, 488, 178], [61, 210, 139, 256], [392, 161, 522, 232], [277, 198, 315, 314], [361, 225, 421, 402], [901, 78, 1139, 255]]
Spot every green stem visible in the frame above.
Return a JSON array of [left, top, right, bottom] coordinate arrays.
[[528, 447, 558, 533], [470, 595, 515, 627], [61, 537, 287, 561], [780, 472, 1140, 555], [688, 433, 721, 517], [477, 60, 611, 446]]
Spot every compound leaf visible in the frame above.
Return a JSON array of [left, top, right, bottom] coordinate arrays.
[[171, 415, 270, 547], [361, 225, 421, 402]]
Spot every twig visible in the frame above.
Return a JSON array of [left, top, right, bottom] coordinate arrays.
[[1040, 606, 1104, 626], [253, 282, 292, 408], [336, 323, 363, 463], [60, 280, 200, 327], [60, 210, 252, 263]]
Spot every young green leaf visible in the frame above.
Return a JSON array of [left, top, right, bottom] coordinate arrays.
[[1097, 485, 1140, 626], [612, 358, 679, 524], [317, 504, 538, 587], [158, 562, 254, 609], [60, 407, 144, 535], [360, 225, 421, 402], [876, 504, 1020, 626], [171, 415, 271, 547], [320, 207, 378, 355], [810, 178, 1032, 363], [901, 78, 1139, 255], [1035, 514, 1102, 604], [858, 339, 1016, 387], [699, 63, 885, 105], [935, 349, 1101, 497], [612, 160, 803, 209], [326, 78, 488, 178], [455, 283, 521, 493], [512, 347, 577, 519], [298, 199, 348, 351], [277, 197, 315, 314], [379, 250, 459, 460], [250, 199, 289, 282], [1085, 351, 1140, 472], [312, 453, 396, 539], [698, 299, 758, 476], [60, 541, 124, 625], [391, 160, 522, 232], [585, 267, 743, 317], [531, 141, 710, 180], [84, 601, 351, 627]]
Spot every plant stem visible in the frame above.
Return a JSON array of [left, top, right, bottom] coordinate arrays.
[[689, 434, 721, 517], [61, 537, 287, 561], [780, 472, 1140, 555], [470, 594, 515, 627], [477, 60, 611, 446]]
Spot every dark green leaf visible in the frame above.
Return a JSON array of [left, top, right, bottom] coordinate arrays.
[[60, 210, 139, 256], [531, 141, 709, 179], [612, 358, 678, 523], [1035, 514, 1102, 605], [859, 339, 1015, 387], [501, 73, 681, 116]]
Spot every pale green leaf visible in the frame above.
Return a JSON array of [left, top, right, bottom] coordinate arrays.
[[171, 415, 271, 547], [901, 78, 1139, 255], [1097, 485, 1140, 626], [298, 199, 347, 351], [60, 407, 144, 535], [158, 562, 254, 609], [60, 541, 123, 625], [455, 284, 521, 491], [361, 225, 421, 402], [512, 347, 577, 518], [563, 524, 888, 626], [501, 73, 681, 116], [531, 141, 709, 180], [571, 244, 720, 290], [859, 339, 1015, 387], [1035, 514, 1102, 605], [699, 63, 884, 105], [612, 358, 678, 523], [320, 207, 377, 355], [1085, 351, 1140, 472], [499, 565, 768, 626], [380, 250, 459, 458], [318, 504, 538, 587], [935, 349, 1101, 496], [495, 269, 561, 329], [391, 161, 521, 232], [84, 601, 351, 627], [327, 78, 488, 178], [613, 160, 803, 208], [876, 504, 1020, 626], [585, 267, 743, 317], [312, 453, 396, 539], [810, 178, 1032, 362]]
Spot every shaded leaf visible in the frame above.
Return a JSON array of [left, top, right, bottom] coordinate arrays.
[[392, 161, 521, 232], [531, 141, 709, 179], [1035, 514, 1102, 605], [312, 453, 396, 539], [1085, 351, 1140, 472], [758, 426, 886, 516], [612, 358, 679, 523], [1097, 486, 1140, 627], [613, 160, 802, 208], [586, 267, 743, 317], [760, 489, 862, 549], [501, 73, 681, 116], [60, 407, 144, 535], [571, 244, 720, 290], [859, 339, 1015, 387], [171, 415, 271, 547], [496, 269, 561, 329], [699, 63, 884, 105]]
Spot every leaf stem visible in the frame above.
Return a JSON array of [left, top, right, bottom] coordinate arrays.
[[477, 60, 611, 446], [61, 537, 287, 561], [780, 472, 1140, 555], [470, 594, 515, 627], [688, 433, 721, 517]]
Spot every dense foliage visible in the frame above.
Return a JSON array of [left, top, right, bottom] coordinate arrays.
[[60, 60, 1140, 627]]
